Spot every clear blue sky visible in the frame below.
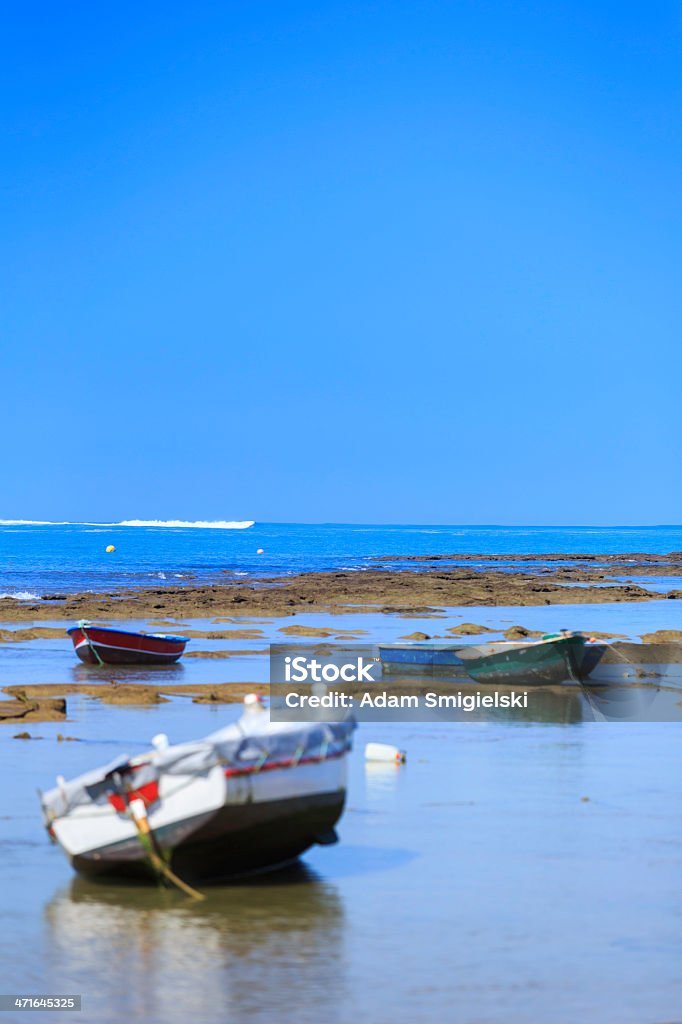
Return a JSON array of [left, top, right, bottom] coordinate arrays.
[[2, 1, 680, 524]]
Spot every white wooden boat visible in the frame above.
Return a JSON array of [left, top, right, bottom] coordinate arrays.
[[40, 697, 354, 883]]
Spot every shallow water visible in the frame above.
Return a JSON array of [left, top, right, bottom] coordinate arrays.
[[3, 599, 682, 691], [0, 607, 681, 1023]]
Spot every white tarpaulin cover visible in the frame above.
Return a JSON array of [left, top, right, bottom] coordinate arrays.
[[41, 713, 355, 820]]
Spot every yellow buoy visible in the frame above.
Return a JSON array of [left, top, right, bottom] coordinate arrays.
[[105, 545, 116, 553]]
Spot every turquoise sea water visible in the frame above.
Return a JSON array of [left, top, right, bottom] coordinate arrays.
[[2, 522, 682, 596]]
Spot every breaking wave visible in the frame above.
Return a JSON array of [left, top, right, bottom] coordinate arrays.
[[117, 520, 255, 529], [0, 519, 255, 529], [0, 520, 71, 525], [0, 591, 41, 600]]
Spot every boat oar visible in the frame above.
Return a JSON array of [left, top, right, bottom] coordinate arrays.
[[127, 797, 205, 901]]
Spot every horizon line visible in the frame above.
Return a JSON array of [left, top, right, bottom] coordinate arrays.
[[2, 520, 682, 530]]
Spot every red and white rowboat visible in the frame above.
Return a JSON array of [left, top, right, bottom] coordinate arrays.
[[67, 622, 190, 665]]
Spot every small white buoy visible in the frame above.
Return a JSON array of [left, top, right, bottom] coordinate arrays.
[[243, 693, 265, 713], [152, 733, 169, 751], [256, 548, 264, 555], [365, 742, 406, 765]]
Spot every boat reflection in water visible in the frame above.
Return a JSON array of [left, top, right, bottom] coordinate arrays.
[[44, 867, 346, 1022], [362, 673, 682, 723], [71, 661, 187, 685]]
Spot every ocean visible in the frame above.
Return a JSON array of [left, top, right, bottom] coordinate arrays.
[[2, 521, 682, 598]]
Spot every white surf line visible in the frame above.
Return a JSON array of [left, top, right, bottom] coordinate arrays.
[[0, 520, 256, 529]]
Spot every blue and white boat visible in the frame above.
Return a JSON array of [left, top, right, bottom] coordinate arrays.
[[378, 644, 466, 669]]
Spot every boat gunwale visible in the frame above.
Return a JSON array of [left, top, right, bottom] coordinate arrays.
[[67, 624, 190, 644], [454, 632, 587, 659]]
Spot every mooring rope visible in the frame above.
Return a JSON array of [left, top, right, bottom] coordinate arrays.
[[78, 620, 105, 667], [111, 772, 205, 901]]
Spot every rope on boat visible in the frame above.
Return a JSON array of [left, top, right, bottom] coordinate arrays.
[[600, 640, 637, 673], [78, 620, 105, 667], [111, 772, 205, 901], [128, 799, 205, 902]]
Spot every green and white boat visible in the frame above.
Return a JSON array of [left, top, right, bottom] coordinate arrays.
[[456, 631, 603, 686]]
